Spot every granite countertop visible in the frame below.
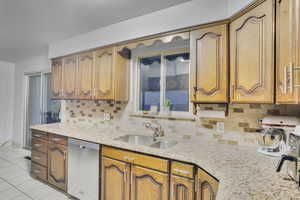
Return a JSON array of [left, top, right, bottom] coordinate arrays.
[[31, 123, 300, 200]]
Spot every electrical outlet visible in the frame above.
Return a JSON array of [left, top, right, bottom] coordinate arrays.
[[103, 113, 111, 121], [216, 122, 225, 133]]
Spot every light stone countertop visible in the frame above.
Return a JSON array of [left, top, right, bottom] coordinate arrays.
[[31, 123, 300, 200]]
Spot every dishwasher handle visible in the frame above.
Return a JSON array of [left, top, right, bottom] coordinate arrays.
[[80, 145, 86, 150]]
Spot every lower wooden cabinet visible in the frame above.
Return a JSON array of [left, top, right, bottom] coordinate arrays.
[[131, 166, 169, 200], [195, 169, 219, 200], [171, 175, 194, 200], [48, 142, 68, 192], [101, 157, 130, 200]]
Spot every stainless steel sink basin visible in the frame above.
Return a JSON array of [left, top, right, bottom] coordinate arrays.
[[114, 135, 155, 146], [150, 140, 178, 149]]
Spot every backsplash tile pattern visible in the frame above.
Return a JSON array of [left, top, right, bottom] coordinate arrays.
[[62, 100, 300, 147]]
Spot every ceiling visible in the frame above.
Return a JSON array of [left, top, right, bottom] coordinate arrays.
[[0, 0, 189, 62]]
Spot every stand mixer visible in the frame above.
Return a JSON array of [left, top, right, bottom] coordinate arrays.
[[258, 116, 300, 157]]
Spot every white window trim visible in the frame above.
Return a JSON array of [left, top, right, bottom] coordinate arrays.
[[131, 48, 194, 118]]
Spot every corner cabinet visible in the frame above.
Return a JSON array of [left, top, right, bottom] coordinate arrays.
[[196, 169, 219, 200], [190, 24, 228, 103], [276, 0, 300, 104], [230, 0, 275, 103]]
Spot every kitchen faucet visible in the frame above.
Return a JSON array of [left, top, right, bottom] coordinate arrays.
[[143, 121, 165, 141]]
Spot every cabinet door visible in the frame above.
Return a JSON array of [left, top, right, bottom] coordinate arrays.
[[276, 0, 300, 103], [190, 24, 228, 103], [131, 166, 169, 200], [93, 47, 115, 100], [230, 0, 274, 103], [171, 175, 194, 200], [48, 143, 67, 191], [62, 55, 77, 99], [77, 52, 94, 99], [196, 169, 219, 200], [101, 157, 130, 200], [51, 59, 63, 99]]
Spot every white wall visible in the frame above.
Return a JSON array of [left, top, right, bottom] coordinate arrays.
[[0, 61, 15, 143], [49, 0, 230, 58], [12, 54, 50, 146]]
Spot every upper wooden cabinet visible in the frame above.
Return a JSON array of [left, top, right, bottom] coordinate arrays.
[[230, 0, 275, 103], [195, 169, 219, 200], [276, 0, 300, 104], [77, 52, 94, 99], [62, 55, 77, 99], [94, 47, 115, 100], [51, 46, 129, 101], [51, 59, 63, 99], [190, 24, 228, 103]]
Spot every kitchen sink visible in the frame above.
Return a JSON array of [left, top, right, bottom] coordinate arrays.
[[115, 135, 155, 146], [114, 134, 178, 149], [151, 140, 178, 149]]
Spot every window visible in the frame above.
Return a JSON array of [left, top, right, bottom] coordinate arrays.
[[136, 49, 190, 115]]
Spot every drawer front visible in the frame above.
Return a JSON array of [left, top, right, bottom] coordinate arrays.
[[32, 130, 48, 141], [32, 138, 48, 153], [32, 150, 47, 167], [31, 163, 47, 182], [49, 134, 67, 145], [102, 146, 169, 172], [171, 161, 194, 179]]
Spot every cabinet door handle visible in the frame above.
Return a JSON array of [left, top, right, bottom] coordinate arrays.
[[124, 168, 127, 183], [170, 182, 174, 199], [34, 144, 42, 147], [63, 151, 66, 160]]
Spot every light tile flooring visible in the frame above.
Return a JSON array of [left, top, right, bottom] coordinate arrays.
[[0, 145, 70, 200]]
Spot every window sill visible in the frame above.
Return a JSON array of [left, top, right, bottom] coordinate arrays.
[[129, 113, 196, 121]]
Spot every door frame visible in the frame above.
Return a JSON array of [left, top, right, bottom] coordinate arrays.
[[23, 69, 51, 149]]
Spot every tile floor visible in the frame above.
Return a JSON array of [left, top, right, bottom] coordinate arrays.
[[0, 145, 70, 200]]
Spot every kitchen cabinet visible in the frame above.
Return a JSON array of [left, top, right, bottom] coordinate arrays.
[[101, 157, 130, 200], [77, 52, 94, 99], [230, 0, 275, 103], [190, 24, 228, 103], [48, 142, 68, 191], [131, 166, 169, 200], [171, 175, 194, 200], [51, 59, 63, 99], [276, 0, 300, 103], [62, 55, 77, 99], [195, 169, 219, 200], [94, 47, 115, 100]]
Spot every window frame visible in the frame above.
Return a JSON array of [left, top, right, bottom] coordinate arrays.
[[133, 48, 193, 117]]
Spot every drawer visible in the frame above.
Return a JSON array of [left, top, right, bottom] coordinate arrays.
[[31, 163, 47, 182], [49, 134, 67, 145], [31, 150, 47, 167], [171, 161, 194, 179], [32, 138, 48, 153], [102, 146, 169, 172], [32, 130, 48, 141]]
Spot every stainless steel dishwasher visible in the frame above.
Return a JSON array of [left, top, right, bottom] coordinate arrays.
[[68, 138, 100, 200]]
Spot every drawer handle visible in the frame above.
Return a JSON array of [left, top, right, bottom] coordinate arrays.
[[34, 144, 42, 147], [33, 169, 41, 174], [174, 169, 189, 174], [52, 138, 61, 142], [33, 156, 40, 160], [123, 156, 135, 161], [34, 134, 42, 138]]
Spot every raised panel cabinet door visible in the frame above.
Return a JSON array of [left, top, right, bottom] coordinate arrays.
[[93, 47, 115, 100], [77, 52, 94, 99], [62, 55, 77, 99], [196, 169, 219, 200], [131, 166, 169, 200], [51, 59, 63, 99], [230, 0, 275, 103], [276, 0, 300, 103], [101, 157, 130, 200], [190, 24, 228, 103], [48, 143, 67, 191], [171, 175, 194, 200]]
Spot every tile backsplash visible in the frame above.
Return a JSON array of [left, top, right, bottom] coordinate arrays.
[[61, 100, 300, 147]]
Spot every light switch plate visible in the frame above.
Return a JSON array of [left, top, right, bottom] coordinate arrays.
[[216, 122, 225, 133], [103, 113, 111, 121]]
